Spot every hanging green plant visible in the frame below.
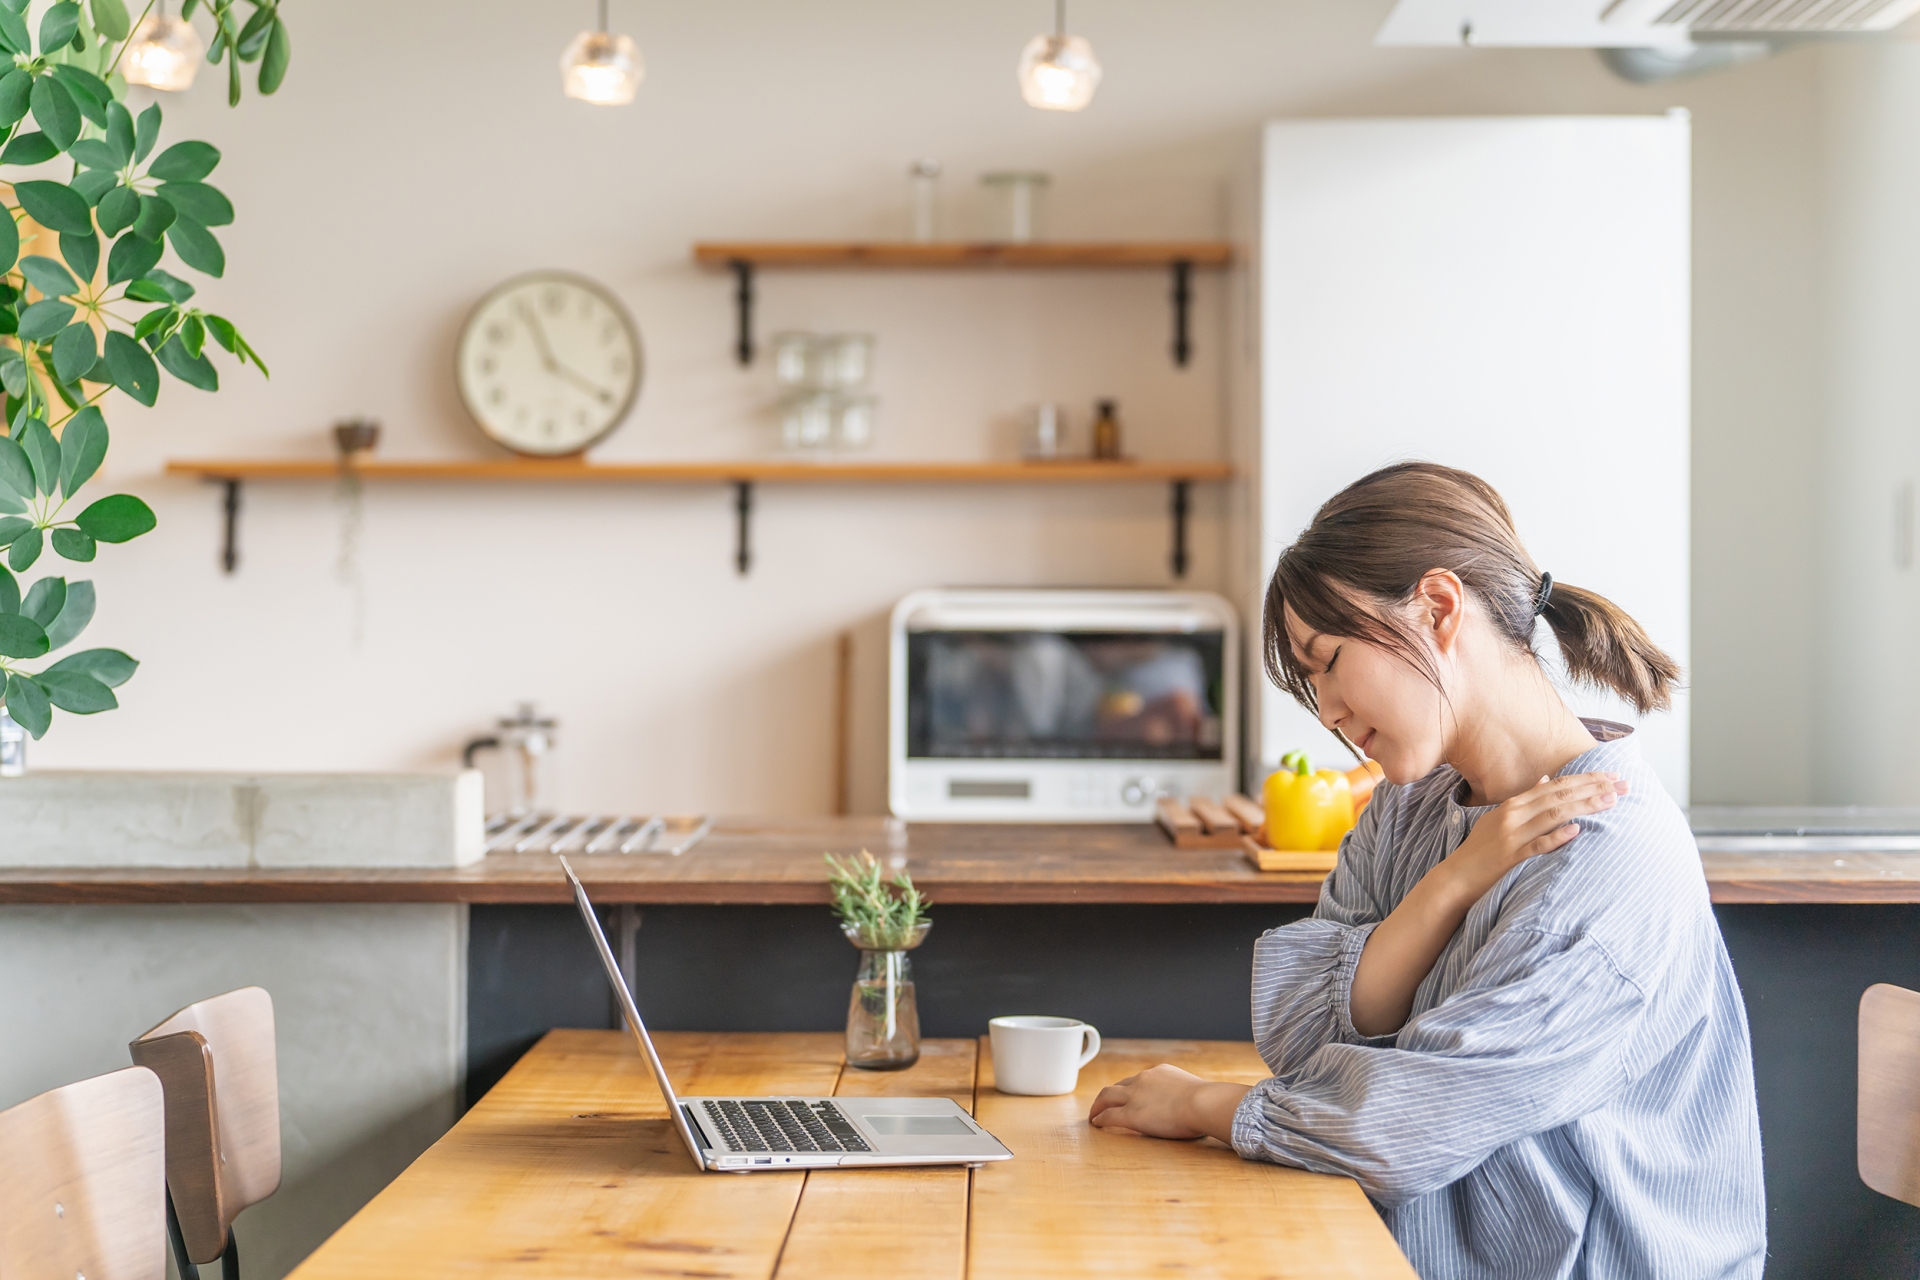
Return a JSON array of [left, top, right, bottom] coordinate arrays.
[[0, 0, 287, 740]]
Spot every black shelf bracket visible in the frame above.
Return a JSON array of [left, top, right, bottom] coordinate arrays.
[[1170, 479, 1191, 579], [730, 259, 755, 365], [734, 480, 753, 575], [221, 478, 242, 574], [1170, 259, 1194, 367]]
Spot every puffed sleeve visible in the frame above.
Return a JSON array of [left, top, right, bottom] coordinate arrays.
[[1249, 791, 1400, 1080], [1231, 918, 1647, 1207]]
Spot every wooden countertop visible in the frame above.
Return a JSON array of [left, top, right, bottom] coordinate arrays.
[[287, 1029, 1413, 1279], [1, 817, 1917, 905]]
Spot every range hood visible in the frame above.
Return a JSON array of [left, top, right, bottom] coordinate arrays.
[[1378, 0, 1920, 46]]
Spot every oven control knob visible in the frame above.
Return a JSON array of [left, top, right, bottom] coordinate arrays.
[[1121, 778, 1155, 807]]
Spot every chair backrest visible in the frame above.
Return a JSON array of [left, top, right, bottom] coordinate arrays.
[[0, 1066, 166, 1280], [129, 986, 281, 1264], [1859, 982, 1920, 1207]]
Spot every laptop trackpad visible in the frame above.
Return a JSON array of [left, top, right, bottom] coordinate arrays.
[[860, 1114, 974, 1136]]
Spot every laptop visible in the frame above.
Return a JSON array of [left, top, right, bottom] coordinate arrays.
[[561, 857, 1013, 1171]]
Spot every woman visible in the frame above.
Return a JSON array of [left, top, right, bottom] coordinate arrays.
[[1088, 463, 1765, 1279]]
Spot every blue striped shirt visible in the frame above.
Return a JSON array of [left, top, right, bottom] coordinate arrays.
[[1230, 722, 1766, 1278]]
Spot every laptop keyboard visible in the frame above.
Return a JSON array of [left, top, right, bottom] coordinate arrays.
[[700, 1099, 873, 1154]]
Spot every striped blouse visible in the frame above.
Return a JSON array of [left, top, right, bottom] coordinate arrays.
[[1229, 722, 1766, 1279]]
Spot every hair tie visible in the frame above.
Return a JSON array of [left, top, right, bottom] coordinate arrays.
[[1532, 572, 1554, 617]]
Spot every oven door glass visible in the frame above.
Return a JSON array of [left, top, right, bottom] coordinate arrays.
[[906, 630, 1225, 760]]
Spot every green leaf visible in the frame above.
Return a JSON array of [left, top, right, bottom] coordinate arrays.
[[102, 330, 156, 404], [69, 169, 115, 204], [3, 671, 50, 735], [7, 523, 40, 570], [131, 192, 174, 241], [0, 563, 15, 611], [96, 184, 137, 237], [0, 211, 18, 276], [131, 303, 171, 340], [271, 23, 299, 86], [235, 3, 272, 55], [15, 181, 95, 237], [28, 74, 79, 151], [103, 100, 132, 165], [89, 0, 128, 42], [0, 484, 20, 515], [37, 2, 80, 55], [51, 321, 93, 383], [36, 348, 76, 408], [154, 334, 215, 389], [179, 312, 203, 358], [157, 182, 231, 227], [59, 230, 96, 283], [20, 574, 61, 627], [124, 278, 172, 304], [106, 231, 160, 285], [18, 418, 57, 492], [16, 297, 74, 340], [0, 514, 27, 543], [144, 268, 194, 302], [0, 433, 31, 499], [36, 667, 112, 712], [74, 492, 152, 541], [66, 137, 119, 170], [166, 216, 222, 277], [50, 65, 111, 117], [0, 5, 29, 55], [0, 349, 23, 400], [57, 405, 104, 493], [0, 130, 58, 166], [133, 102, 159, 163], [46, 645, 133, 685], [19, 256, 76, 300], [50, 525, 94, 560], [147, 140, 218, 182], [0, 68, 30, 126], [204, 312, 238, 353], [43, 576, 90, 648]]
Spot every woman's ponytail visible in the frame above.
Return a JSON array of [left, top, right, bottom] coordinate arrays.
[[1537, 580, 1678, 714], [1265, 461, 1682, 717]]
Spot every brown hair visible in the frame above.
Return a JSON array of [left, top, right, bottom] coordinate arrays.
[[1264, 461, 1679, 716]]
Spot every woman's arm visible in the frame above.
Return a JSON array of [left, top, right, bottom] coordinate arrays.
[[1347, 771, 1624, 1036]]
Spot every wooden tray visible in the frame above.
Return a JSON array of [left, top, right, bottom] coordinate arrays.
[[1240, 838, 1339, 874], [1156, 795, 1261, 849]]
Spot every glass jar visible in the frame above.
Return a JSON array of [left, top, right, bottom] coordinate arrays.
[[980, 171, 1051, 243], [843, 921, 929, 1070]]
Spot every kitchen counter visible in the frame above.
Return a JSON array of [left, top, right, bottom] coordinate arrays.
[[2, 814, 1918, 904]]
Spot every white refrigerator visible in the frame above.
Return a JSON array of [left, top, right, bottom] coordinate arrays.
[[1231, 115, 1692, 803]]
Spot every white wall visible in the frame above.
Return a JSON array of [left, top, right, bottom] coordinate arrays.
[[19, 0, 1825, 810]]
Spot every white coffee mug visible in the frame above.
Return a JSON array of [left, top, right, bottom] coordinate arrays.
[[989, 1015, 1102, 1096]]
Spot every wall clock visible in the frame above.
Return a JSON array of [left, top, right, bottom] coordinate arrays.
[[455, 271, 643, 457]]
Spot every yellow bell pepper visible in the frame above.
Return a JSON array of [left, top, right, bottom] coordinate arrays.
[[1263, 751, 1356, 852]]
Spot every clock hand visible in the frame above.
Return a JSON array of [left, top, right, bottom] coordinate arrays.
[[517, 301, 615, 403]]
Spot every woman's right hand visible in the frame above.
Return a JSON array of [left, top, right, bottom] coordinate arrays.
[[1438, 772, 1627, 908]]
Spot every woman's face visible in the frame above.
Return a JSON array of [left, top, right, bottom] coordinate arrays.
[[1282, 603, 1448, 786]]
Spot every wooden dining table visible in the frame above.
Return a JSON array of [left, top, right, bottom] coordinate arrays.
[[286, 1029, 1413, 1279]]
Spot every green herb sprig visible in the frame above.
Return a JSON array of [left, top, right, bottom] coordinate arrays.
[[825, 850, 930, 949]]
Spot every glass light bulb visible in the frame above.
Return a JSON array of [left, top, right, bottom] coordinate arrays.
[[121, 13, 203, 92], [1017, 31, 1101, 111], [559, 30, 642, 105]]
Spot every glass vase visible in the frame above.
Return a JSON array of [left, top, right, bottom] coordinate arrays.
[[843, 921, 929, 1070]]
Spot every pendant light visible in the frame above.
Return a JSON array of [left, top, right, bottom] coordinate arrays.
[[1017, 0, 1101, 112], [122, 0, 204, 93], [559, 0, 642, 106]]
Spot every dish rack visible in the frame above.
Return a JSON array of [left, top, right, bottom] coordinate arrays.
[[484, 812, 713, 856]]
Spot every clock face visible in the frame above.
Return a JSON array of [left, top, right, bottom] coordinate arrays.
[[455, 272, 643, 457]]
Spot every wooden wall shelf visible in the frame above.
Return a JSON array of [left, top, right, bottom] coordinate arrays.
[[165, 457, 1233, 577], [690, 240, 1235, 367]]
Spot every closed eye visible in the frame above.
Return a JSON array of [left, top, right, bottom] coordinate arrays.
[[1323, 645, 1340, 677]]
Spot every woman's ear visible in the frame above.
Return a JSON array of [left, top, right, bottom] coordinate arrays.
[[1414, 570, 1467, 656]]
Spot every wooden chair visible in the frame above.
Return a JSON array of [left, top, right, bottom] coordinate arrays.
[[130, 986, 282, 1280], [0, 1066, 167, 1280], [1859, 982, 1920, 1206]]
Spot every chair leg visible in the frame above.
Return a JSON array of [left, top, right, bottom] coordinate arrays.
[[164, 1191, 197, 1280], [220, 1232, 239, 1280]]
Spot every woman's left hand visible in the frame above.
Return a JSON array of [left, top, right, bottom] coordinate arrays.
[[1087, 1064, 1252, 1142]]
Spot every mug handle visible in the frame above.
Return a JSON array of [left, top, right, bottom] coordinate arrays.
[[1077, 1025, 1102, 1069]]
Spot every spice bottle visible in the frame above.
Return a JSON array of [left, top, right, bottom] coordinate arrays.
[[1091, 399, 1122, 460]]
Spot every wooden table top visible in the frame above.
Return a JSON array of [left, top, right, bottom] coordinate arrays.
[[1, 816, 1915, 905], [286, 1029, 1414, 1280]]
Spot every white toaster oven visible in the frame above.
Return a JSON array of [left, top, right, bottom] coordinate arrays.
[[888, 589, 1239, 822]]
